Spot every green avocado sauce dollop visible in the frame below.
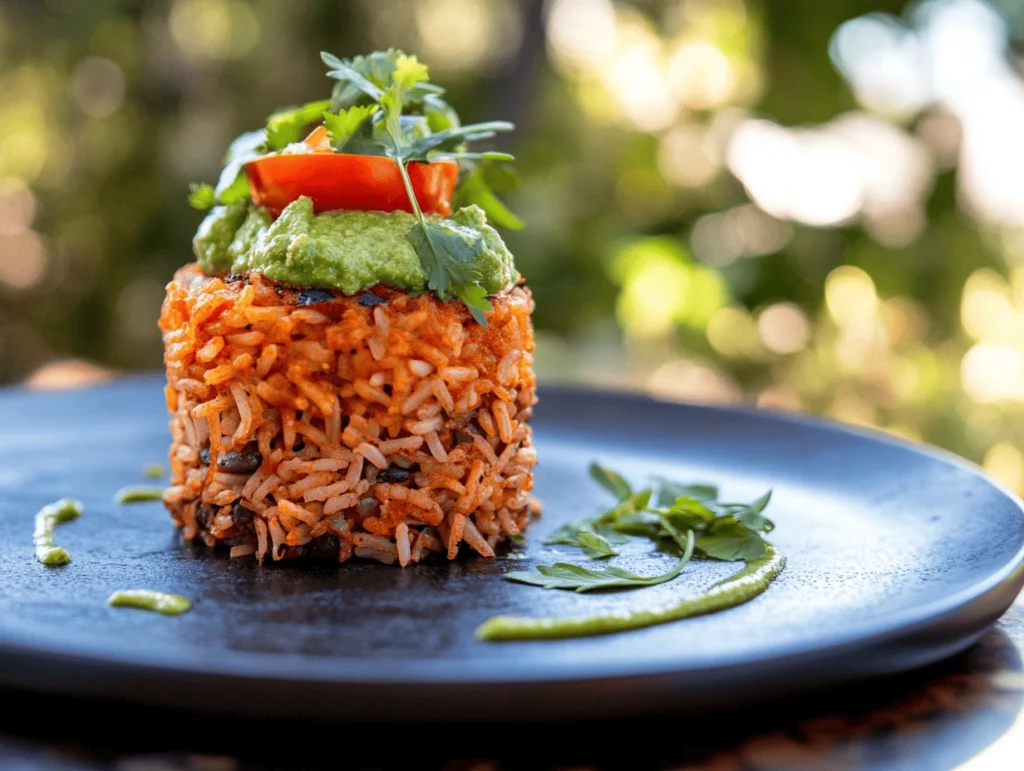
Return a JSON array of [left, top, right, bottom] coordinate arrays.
[[194, 196, 517, 296]]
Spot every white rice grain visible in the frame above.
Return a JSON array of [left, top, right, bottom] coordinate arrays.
[[425, 431, 448, 462], [278, 499, 321, 526], [396, 523, 411, 567], [252, 474, 281, 503], [268, 516, 288, 560], [409, 359, 433, 377], [493, 400, 513, 444], [472, 434, 499, 465], [304, 480, 351, 503], [439, 366, 477, 383], [462, 516, 495, 558], [356, 442, 388, 470], [324, 492, 359, 515], [406, 416, 443, 435], [401, 379, 435, 414], [378, 435, 424, 453], [432, 377, 454, 413]]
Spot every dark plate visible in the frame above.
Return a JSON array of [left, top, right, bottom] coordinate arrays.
[[1, 376, 1023, 722]]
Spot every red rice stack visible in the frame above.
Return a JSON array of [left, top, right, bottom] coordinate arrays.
[[159, 265, 538, 565]]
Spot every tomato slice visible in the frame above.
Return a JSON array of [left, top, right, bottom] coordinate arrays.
[[245, 153, 458, 218]]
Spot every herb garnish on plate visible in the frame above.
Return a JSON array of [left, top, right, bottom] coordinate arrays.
[[476, 463, 785, 641]]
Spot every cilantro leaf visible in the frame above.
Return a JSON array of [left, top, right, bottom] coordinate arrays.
[[322, 51, 386, 103], [730, 491, 774, 532], [188, 183, 216, 211], [505, 531, 694, 592], [696, 520, 767, 561], [655, 479, 718, 507], [406, 220, 482, 294], [589, 462, 633, 501], [393, 54, 429, 87], [544, 518, 625, 558], [404, 121, 514, 161], [323, 50, 444, 112], [189, 128, 265, 209], [265, 100, 332, 150], [214, 129, 266, 203], [454, 166, 523, 230], [663, 496, 717, 530], [424, 93, 459, 132], [407, 220, 494, 323], [576, 531, 619, 558], [323, 104, 379, 151], [455, 282, 492, 326], [216, 170, 250, 206]]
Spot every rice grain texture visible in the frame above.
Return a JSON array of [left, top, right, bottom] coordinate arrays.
[[159, 265, 538, 565]]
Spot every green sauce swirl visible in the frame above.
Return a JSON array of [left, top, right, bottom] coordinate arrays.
[[476, 544, 785, 641], [33, 498, 83, 566], [107, 590, 192, 616], [114, 486, 165, 503]]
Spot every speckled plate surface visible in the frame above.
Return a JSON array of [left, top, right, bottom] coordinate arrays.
[[1, 377, 1023, 722]]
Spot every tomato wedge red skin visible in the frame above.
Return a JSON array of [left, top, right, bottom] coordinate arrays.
[[245, 153, 458, 218]]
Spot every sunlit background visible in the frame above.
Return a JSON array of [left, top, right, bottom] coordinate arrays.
[[4, 0, 1024, 490]]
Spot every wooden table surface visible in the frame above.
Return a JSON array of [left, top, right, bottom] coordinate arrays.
[[2, 593, 1022, 770]]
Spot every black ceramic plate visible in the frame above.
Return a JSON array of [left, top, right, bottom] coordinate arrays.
[[1, 377, 1023, 722]]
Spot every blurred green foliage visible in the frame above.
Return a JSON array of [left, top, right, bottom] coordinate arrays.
[[4, 0, 1024, 490]]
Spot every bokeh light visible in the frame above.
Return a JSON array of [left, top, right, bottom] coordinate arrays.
[[69, 57, 125, 118], [168, 0, 260, 62]]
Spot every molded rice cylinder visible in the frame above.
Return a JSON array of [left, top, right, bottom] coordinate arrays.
[[159, 265, 538, 565]]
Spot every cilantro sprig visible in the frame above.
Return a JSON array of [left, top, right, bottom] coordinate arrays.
[[505, 463, 775, 593], [582, 462, 775, 562], [504, 531, 695, 592], [322, 52, 515, 325]]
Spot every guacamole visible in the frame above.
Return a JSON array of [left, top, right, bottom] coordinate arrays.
[[193, 196, 517, 296]]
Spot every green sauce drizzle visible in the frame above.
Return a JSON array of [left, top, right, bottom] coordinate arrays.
[[114, 486, 165, 503], [143, 463, 166, 479], [476, 544, 785, 642], [107, 590, 192, 616], [33, 498, 83, 566]]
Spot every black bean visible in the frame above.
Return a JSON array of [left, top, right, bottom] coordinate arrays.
[[359, 291, 388, 308], [224, 273, 246, 283], [198, 447, 211, 466], [279, 545, 308, 561], [232, 503, 255, 534], [297, 288, 336, 306], [309, 534, 340, 560], [356, 497, 380, 517], [454, 429, 475, 445], [378, 466, 411, 483], [217, 442, 262, 475]]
